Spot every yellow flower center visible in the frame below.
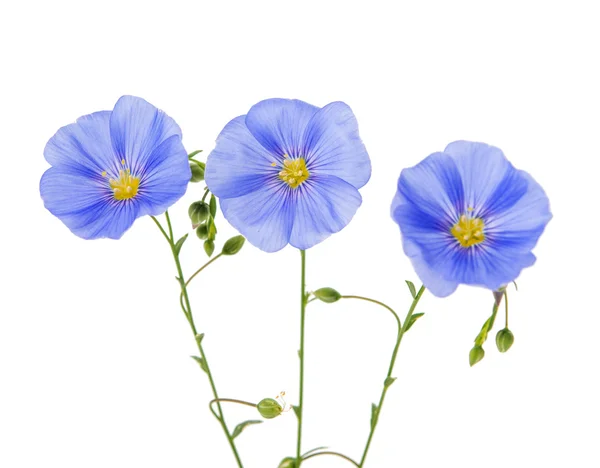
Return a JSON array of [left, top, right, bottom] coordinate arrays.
[[451, 212, 485, 248], [277, 155, 309, 189], [103, 159, 140, 200]]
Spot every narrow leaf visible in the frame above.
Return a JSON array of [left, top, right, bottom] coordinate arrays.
[[174, 233, 189, 256], [292, 405, 301, 420], [370, 403, 379, 429], [232, 419, 262, 439], [191, 355, 208, 373], [405, 280, 417, 299], [405, 312, 425, 331], [384, 377, 396, 388], [195, 333, 205, 345], [188, 149, 203, 158]]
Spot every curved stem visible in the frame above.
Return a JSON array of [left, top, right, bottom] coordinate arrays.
[[340, 296, 402, 334], [185, 253, 223, 288], [357, 285, 426, 467], [302, 451, 360, 467], [208, 398, 258, 420], [296, 250, 307, 466], [151, 214, 244, 468]]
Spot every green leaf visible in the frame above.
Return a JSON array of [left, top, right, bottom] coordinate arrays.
[[191, 355, 208, 373], [405, 280, 417, 299], [207, 216, 217, 241], [209, 194, 217, 219], [313, 287, 341, 303], [384, 377, 396, 388], [292, 405, 301, 420], [222, 235, 245, 255], [174, 234, 188, 256], [188, 150, 203, 159], [204, 239, 215, 257], [370, 403, 379, 429], [195, 333, 204, 345], [405, 312, 425, 331], [231, 419, 262, 439]]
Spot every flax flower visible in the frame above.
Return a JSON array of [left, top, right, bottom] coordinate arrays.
[[40, 96, 190, 239], [205, 98, 371, 252], [392, 141, 551, 297]]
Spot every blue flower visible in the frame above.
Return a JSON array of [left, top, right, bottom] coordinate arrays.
[[391, 141, 552, 297], [205, 99, 371, 252], [40, 96, 191, 239]]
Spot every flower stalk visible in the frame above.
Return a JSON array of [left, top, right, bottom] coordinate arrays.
[[152, 212, 244, 468], [296, 249, 308, 466]]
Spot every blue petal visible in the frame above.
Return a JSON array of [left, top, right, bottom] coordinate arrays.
[[402, 236, 459, 297], [44, 111, 118, 175], [40, 166, 138, 239], [396, 151, 464, 226], [245, 98, 319, 157], [136, 135, 191, 217], [302, 102, 371, 189], [289, 175, 362, 250], [109, 96, 182, 175], [219, 180, 295, 252], [205, 116, 277, 199]]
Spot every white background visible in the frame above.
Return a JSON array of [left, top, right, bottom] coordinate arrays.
[[1, 1, 599, 467]]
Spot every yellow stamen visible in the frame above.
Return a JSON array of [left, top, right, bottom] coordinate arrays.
[[101, 171, 107, 177], [271, 162, 277, 167], [108, 169, 140, 200], [278, 157, 309, 189], [451, 213, 485, 247]]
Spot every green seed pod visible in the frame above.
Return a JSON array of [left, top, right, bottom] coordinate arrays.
[[496, 328, 514, 353], [189, 162, 205, 182], [204, 239, 215, 257], [196, 224, 208, 240], [222, 235, 245, 256], [257, 398, 283, 419], [469, 346, 485, 367], [188, 201, 210, 226], [313, 287, 341, 303], [278, 457, 297, 468]]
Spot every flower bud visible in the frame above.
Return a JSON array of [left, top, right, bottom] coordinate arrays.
[[188, 201, 210, 226], [222, 235, 245, 255], [204, 239, 215, 257], [278, 457, 297, 468], [313, 287, 341, 303], [196, 224, 208, 240], [189, 161, 205, 182], [257, 398, 283, 419], [496, 328, 514, 353], [469, 346, 485, 367]]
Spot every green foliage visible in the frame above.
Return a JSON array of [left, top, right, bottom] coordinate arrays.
[[191, 356, 208, 373], [231, 420, 262, 439], [405, 312, 425, 331], [174, 233, 188, 256], [405, 280, 417, 298]]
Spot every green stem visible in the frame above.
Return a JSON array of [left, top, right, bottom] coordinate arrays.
[[151, 214, 244, 468], [357, 285, 426, 467], [296, 250, 307, 466], [302, 451, 360, 467], [504, 290, 509, 328]]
